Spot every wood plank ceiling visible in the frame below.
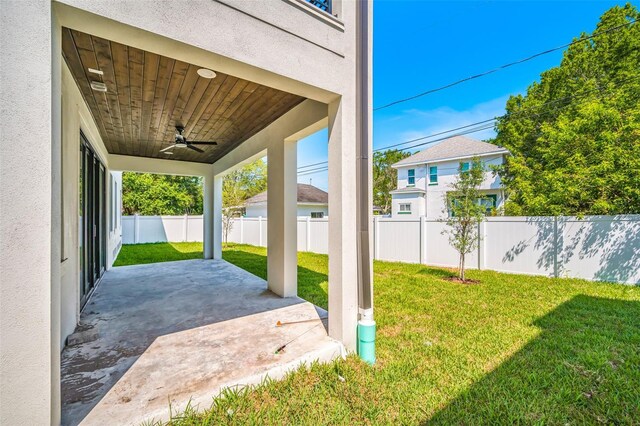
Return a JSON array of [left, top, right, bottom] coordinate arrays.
[[61, 28, 305, 164]]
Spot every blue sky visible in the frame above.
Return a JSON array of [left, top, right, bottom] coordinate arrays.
[[297, 0, 630, 190]]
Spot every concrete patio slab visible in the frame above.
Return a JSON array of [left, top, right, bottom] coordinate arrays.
[[61, 259, 342, 426]]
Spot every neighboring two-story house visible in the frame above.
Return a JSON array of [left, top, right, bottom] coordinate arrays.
[[390, 136, 509, 219]]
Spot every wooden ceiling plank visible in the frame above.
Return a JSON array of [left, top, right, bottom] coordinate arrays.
[[152, 60, 189, 157], [72, 33, 118, 151], [61, 28, 111, 151], [140, 51, 159, 156], [205, 89, 291, 162], [188, 75, 237, 141], [160, 64, 199, 146], [185, 74, 229, 138], [91, 35, 127, 154], [199, 79, 250, 142], [178, 72, 211, 138], [145, 56, 174, 157], [208, 84, 269, 144], [129, 58, 144, 155], [183, 74, 226, 138], [111, 41, 134, 155]]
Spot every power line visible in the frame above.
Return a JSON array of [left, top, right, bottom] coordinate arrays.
[[373, 19, 637, 111], [296, 75, 638, 176]]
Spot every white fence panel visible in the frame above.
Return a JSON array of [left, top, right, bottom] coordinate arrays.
[[122, 214, 640, 284], [559, 216, 640, 284], [122, 216, 135, 244], [242, 218, 262, 246], [377, 219, 421, 263], [297, 219, 308, 252], [484, 217, 556, 276], [424, 220, 479, 269], [185, 216, 203, 242], [308, 219, 329, 254]]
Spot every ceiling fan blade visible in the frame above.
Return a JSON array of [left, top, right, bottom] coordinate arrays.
[[189, 141, 218, 145], [186, 144, 204, 153], [159, 145, 175, 152]]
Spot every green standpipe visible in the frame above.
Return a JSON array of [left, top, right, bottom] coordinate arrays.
[[357, 319, 376, 364]]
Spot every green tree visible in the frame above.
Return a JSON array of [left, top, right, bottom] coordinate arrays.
[[222, 158, 267, 209], [495, 4, 640, 215], [122, 172, 203, 215], [444, 159, 487, 282], [373, 149, 411, 214]]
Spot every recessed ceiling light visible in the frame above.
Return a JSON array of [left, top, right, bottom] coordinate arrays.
[[88, 68, 104, 76], [90, 81, 107, 92], [197, 68, 217, 79]]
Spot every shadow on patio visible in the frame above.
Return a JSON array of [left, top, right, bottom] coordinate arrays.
[[425, 295, 640, 424], [61, 259, 341, 425]]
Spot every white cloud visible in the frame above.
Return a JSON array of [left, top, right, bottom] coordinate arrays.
[[374, 95, 510, 151]]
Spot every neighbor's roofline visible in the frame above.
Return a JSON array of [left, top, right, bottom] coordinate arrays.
[[245, 201, 329, 206], [392, 149, 509, 169]]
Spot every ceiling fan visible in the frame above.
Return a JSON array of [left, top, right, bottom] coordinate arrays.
[[160, 126, 217, 154]]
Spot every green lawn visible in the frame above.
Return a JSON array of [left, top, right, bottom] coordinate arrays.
[[116, 242, 640, 425]]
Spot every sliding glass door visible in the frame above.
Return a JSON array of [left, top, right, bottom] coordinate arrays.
[[79, 133, 106, 308]]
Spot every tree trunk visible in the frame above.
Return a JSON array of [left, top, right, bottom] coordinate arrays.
[[459, 253, 465, 281]]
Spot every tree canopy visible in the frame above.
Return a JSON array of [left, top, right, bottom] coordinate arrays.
[[122, 173, 203, 215], [222, 158, 268, 210], [373, 149, 411, 214], [495, 4, 640, 216]]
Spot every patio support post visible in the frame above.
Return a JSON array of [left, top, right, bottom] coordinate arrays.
[[327, 97, 359, 351], [213, 175, 223, 259], [267, 138, 298, 297], [203, 172, 214, 259]]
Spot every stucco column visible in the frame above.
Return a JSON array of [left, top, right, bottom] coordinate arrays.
[[267, 139, 298, 297], [203, 172, 223, 260], [0, 1, 58, 424], [327, 97, 359, 351], [203, 172, 214, 259], [213, 175, 223, 259]]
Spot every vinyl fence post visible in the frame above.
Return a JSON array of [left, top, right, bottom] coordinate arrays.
[[134, 213, 140, 244], [183, 214, 188, 242], [420, 216, 427, 264], [258, 216, 263, 246], [306, 216, 311, 252], [553, 216, 559, 278], [478, 219, 485, 270]]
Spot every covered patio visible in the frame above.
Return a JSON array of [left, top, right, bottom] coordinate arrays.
[[61, 259, 341, 425], [0, 1, 372, 423]]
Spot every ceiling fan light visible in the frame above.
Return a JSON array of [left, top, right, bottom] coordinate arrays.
[[163, 151, 174, 155]]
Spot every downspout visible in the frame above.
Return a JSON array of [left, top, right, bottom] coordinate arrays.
[[356, 0, 375, 364]]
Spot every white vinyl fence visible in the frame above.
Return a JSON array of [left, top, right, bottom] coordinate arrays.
[[122, 214, 640, 285]]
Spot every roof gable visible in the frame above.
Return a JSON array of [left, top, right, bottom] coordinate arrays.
[[245, 184, 328, 205], [392, 136, 508, 167]]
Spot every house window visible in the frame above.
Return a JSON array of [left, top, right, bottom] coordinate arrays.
[[311, 212, 324, 218], [407, 169, 415, 186], [460, 162, 470, 173], [480, 194, 498, 215], [429, 166, 438, 185], [399, 203, 412, 214]]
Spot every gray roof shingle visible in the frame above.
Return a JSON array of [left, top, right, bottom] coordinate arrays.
[[392, 136, 508, 167], [245, 183, 328, 205]]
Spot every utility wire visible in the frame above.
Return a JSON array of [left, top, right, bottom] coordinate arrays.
[[373, 19, 637, 111], [296, 75, 638, 174]]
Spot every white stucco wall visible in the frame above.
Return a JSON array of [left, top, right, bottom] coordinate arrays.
[[391, 192, 426, 219]]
